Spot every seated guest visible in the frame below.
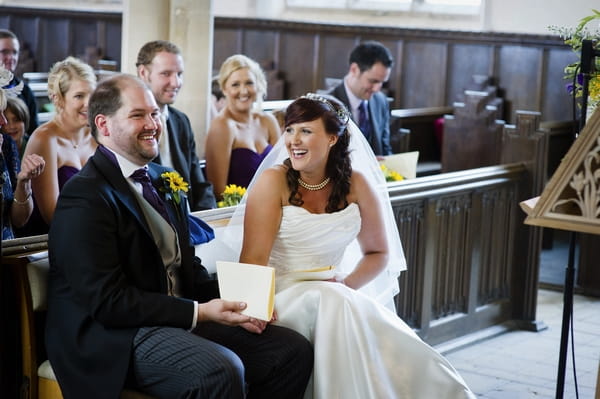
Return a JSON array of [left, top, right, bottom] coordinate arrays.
[[205, 54, 280, 200], [19, 56, 96, 236], [328, 41, 394, 157], [1, 96, 30, 158], [136, 40, 216, 211], [0, 70, 45, 239], [0, 29, 38, 134], [46, 73, 313, 398]]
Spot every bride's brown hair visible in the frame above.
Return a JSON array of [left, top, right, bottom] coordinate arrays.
[[283, 94, 352, 213]]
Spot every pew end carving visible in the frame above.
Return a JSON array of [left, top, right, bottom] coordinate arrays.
[[442, 90, 506, 173]]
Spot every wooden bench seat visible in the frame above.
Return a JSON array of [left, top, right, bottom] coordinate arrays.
[[3, 246, 155, 399]]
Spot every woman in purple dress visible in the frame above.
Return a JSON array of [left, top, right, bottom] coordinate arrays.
[[19, 56, 96, 235], [205, 54, 280, 200]]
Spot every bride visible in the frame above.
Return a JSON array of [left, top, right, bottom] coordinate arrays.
[[224, 93, 475, 398]]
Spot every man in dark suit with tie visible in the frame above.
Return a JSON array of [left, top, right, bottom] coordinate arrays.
[[136, 40, 216, 211], [329, 41, 394, 157], [46, 73, 313, 399]]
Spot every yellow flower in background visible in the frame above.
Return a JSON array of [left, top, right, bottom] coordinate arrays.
[[589, 76, 600, 103], [160, 171, 189, 205], [218, 184, 247, 207], [380, 164, 404, 182]]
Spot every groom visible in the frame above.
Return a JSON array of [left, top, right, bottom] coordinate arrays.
[[46, 73, 313, 399]]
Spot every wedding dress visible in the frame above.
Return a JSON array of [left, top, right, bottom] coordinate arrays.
[[222, 106, 475, 398], [270, 203, 475, 399]]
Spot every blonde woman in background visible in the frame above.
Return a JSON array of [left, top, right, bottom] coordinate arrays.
[[205, 54, 280, 201], [19, 56, 97, 236]]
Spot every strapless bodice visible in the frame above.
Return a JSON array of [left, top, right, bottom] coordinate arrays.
[[227, 145, 272, 188], [269, 203, 360, 279], [58, 165, 80, 189]]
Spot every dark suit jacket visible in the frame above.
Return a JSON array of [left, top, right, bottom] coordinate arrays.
[[329, 83, 392, 156], [46, 147, 217, 399], [154, 106, 216, 211]]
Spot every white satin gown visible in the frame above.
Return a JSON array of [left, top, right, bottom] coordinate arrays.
[[270, 203, 475, 399]]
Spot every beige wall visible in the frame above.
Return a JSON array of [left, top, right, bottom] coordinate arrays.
[[7, 0, 598, 35], [483, 0, 598, 34], [214, 0, 599, 35]]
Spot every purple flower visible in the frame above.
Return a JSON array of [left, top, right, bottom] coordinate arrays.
[[566, 83, 574, 94]]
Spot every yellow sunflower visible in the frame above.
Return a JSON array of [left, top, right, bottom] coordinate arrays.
[[160, 171, 189, 205], [218, 184, 247, 207]]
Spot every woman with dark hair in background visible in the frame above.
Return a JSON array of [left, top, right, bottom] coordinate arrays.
[[0, 67, 44, 239], [1, 96, 30, 158]]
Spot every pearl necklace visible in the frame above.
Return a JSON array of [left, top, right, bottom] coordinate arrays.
[[298, 177, 330, 191]]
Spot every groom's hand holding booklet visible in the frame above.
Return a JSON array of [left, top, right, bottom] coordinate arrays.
[[216, 261, 275, 321], [216, 262, 336, 321]]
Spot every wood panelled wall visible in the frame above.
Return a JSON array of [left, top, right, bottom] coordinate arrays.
[[213, 17, 577, 124], [0, 8, 576, 125], [0, 6, 121, 74]]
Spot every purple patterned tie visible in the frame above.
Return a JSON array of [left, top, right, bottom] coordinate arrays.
[[130, 168, 171, 224], [358, 101, 371, 140]]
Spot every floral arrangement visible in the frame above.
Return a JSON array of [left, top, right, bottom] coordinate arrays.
[[218, 184, 247, 208], [548, 10, 600, 112], [160, 171, 189, 205], [380, 164, 404, 182]]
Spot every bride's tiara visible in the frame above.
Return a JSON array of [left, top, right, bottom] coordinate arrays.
[[300, 93, 350, 126], [0, 65, 24, 98]]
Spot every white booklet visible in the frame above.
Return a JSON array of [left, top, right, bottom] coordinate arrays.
[[216, 261, 275, 321], [288, 265, 336, 281]]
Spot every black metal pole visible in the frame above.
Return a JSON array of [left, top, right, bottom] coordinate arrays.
[[554, 39, 598, 399], [555, 231, 577, 399]]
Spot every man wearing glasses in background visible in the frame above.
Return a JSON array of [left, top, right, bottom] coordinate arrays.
[[0, 29, 38, 134]]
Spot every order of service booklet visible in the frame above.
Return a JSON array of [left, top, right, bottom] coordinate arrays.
[[216, 261, 275, 321]]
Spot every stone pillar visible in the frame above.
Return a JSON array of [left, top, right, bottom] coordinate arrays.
[[121, 0, 213, 158], [121, 0, 170, 74], [170, 0, 213, 159]]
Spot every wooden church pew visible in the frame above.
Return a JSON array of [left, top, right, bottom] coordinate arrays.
[[2, 112, 550, 389]]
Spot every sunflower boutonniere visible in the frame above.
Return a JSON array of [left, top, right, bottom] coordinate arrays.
[[160, 171, 189, 206]]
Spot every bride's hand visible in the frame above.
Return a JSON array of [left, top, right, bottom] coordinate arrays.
[[240, 318, 268, 334]]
